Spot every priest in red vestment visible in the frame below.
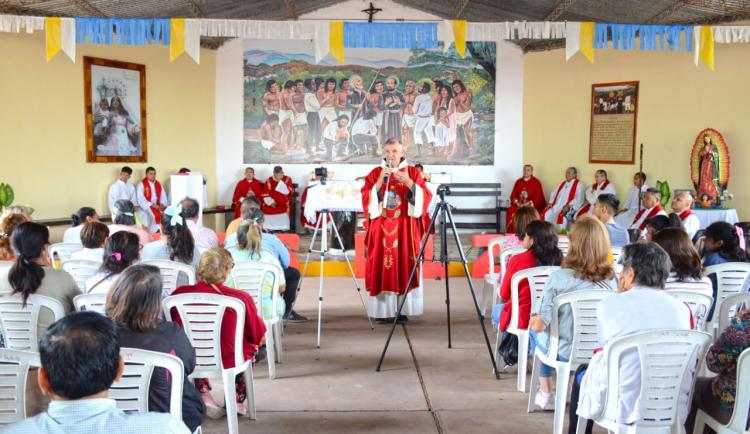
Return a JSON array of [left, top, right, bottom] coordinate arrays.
[[261, 166, 294, 231], [361, 138, 432, 321], [628, 188, 667, 231], [506, 164, 546, 233], [542, 167, 585, 228], [135, 166, 169, 233], [231, 167, 264, 219]]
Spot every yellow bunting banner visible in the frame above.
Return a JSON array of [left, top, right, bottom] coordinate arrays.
[[329, 21, 344, 64], [452, 19, 466, 58], [45, 17, 61, 61], [170, 18, 185, 62], [580, 22, 595, 63], [699, 25, 714, 70]]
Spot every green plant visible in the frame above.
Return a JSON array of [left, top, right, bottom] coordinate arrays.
[[0, 183, 14, 213], [656, 180, 671, 207]]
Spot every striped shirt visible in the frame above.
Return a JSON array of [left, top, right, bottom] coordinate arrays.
[[664, 273, 713, 297]]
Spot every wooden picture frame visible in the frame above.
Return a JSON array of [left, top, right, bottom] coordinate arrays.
[[588, 81, 639, 165], [84, 56, 147, 163]]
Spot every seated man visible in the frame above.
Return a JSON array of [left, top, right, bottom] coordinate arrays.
[[231, 167, 263, 220], [670, 191, 700, 241], [592, 194, 629, 248], [615, 172, 649, 228], [181, 197, 218, 250], [575, 169, 616, 219], [542, 166, 585, 228], [4, 311, 190, 434], [627, 188, 667, 232], [261, 166, 294, 232], [570, 242, 693, 433], [226, 195, 261, 238]]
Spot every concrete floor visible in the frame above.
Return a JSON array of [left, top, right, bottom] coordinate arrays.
[[200, 276, 576, 434]]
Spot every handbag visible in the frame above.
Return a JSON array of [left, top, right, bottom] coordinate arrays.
[[498, 333, 519, 367]]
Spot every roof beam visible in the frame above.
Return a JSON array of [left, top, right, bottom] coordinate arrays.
[[520, 0, 577, 51], [72, 0, 106, 17], [283, 0, 298, 19], [453, 0, 471, 19], [183, 0, 205, 18]]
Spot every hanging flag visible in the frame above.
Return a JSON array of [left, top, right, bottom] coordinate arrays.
[[580, 22, 595, 63], [452, 19, 466, 58], [439, 20, 454, 53], [170, 18, 185, 62], [699, 25, 714, 69], [45, 17, 61, 61], [60, 18, 76, 61], [313, 22, 329, 64], [565, 22, 595, 62], [184, 19, 200, 63], [329, 21, 344, 64]]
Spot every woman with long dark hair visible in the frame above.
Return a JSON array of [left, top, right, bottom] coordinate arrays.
[[0, 222, 80, 337], [63, 207, 98, 244], [141, 207, 200, 269], [653, 228, 712, 297], [86, 231, 140, 294]]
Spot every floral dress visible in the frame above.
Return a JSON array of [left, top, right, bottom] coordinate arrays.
[[707, 309, 750, 411]]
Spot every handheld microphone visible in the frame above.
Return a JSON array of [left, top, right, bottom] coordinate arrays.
[[383, 158, 393, 184]]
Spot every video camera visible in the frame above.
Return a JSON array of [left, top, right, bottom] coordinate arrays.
[[315, 167, 329, 185]]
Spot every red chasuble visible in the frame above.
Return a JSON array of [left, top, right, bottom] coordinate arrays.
[[506, 176, 546, 233], [231, 178, 264, 219], [361, 164, 432, 297], [262, 176, 294, 216], [141, 178, 163, 225]]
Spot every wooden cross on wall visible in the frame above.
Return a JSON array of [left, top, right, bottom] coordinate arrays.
[[362, 2, 382, 22]]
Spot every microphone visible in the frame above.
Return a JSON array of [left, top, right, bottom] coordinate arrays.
[[383, 158, 393, 184]]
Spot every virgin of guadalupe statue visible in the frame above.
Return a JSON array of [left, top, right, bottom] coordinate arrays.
[[690, 128, 730, 208]]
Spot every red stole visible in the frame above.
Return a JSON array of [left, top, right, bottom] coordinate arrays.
[[262, 176, 293, 216], [142, 178, 163, 225], [548, 179, 580, 224], [678, 209, 693, 221], [576, 180, 609, 217], [633, 204, 664, 230]]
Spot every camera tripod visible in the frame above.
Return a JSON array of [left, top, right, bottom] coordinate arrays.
[[375, 185, 500, 378]]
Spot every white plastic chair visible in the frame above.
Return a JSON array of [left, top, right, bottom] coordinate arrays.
[[718, 292, 750, 336], [48, 242, 83, 268], [231, 261, 282, 380], [557, 235, 569, 256], [527, 289, 614, 434], [705, 262, 750, 337], [61, 259, 102, 292], [495, 265, 559, 392], [163, 293, 256, 434], [578, 330, 711, 434], [142, 259, 196, 295], [0, 349, 41, 427], [482, 243, 525, 316], [0, 293, 65, 351], [110, 348, 184, 420], [693, 346, 750, 434], [666, 290, 714, 332], [73, 293, 107, 314]]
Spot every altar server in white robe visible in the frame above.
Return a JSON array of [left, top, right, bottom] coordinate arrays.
[[108, 166, 148, 225], [615, 172, 649, 227], [136, 166, 169, 233], [670, 191, 700, 240], [542, 166, 585, 228], [575, 169, 616, 219]]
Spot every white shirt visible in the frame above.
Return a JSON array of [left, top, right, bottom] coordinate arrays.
[[621, 184, 649, 211], [547, 178, 585, 212], [108, 179, 137, 216], [351, 118, 376, 136], [680, 213, 700, 241], [322, 122, 343, 141], [304, 92, 320, 112], [186, 219, 219, 249], [62, 225, 84, 244], [412, 93, 433, 117], [70, 247, 104, 263], [85, 271, 121, 294], [584, 181, 617, 206], [664, 273, 713, 297], [596, 288, 692, 424]]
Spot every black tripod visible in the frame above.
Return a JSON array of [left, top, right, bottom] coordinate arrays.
[[375, 185, 500, 378]]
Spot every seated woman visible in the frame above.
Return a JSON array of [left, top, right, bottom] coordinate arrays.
[[0, 214, 26, 262], [225, 196, 262, 242], [501, 206, 540, 250], [653, 228, 712, 297], [495, 221, 563, 332], [141, 206, 201, 286], [643, 214, 680, 241], [107, 264, 205, 432], [85, 231, 140, 294], [109, 199, 152, 246], [0, 222, 81, 337], [63, 207, 99, 244], [70, 222, 109, 262], [529, 215, 617, 409], [172, 248, 266, 418], [703, 221, 748, 320], [226, 207, 287, 321], [685, 309, 750, 432]]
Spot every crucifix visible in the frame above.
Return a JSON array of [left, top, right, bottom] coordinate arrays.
[[362, 2, 382, 22]]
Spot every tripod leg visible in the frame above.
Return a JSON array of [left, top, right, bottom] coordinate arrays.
[[316, 212, 328, 349], [299, 215, 323, 291], [330, 215, 374, 330], [444, 206, 500, 378], [441, 209, 452, 349], [376, 203, 442, 372]]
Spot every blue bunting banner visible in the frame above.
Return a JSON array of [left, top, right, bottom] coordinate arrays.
[[75, 18, 170, 45], [593, 23, 693, 52], [343, 22, 438, 49]]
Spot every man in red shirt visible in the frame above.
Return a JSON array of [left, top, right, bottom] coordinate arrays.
[[231, 167, 263, 219], [506, 164, 546, 233], [262, 166, 294, 231]]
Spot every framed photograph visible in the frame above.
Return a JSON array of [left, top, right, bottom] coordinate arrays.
[[588, 81, 639, 164], [84, 56, 147, 163]]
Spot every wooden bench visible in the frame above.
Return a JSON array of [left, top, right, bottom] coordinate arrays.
[[441, 183, 504, 233]]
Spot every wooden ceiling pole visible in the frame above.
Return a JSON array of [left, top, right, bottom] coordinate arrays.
[[453, 0, 471, 19], [283, 0, 298, 19], [521, 0, 578, 51], [72, 0, 106, 16]]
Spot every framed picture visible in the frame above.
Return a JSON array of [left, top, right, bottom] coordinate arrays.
[[588, 81, 639, 164], [84, 56, 147, 163]]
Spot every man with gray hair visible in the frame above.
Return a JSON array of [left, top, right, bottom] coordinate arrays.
[[670, 190, 700, 240], [381, 76, 404, 141], [542, 166, 585, 228], [570, 241, 693, 433], [180, 197, 218, 249]]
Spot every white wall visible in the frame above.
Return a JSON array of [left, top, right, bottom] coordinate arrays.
[[214, 3, 525, 224]]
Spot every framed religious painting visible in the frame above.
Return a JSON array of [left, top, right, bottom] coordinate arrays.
[[84, 56, 147, 163], [588, 81, 639, 164]]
